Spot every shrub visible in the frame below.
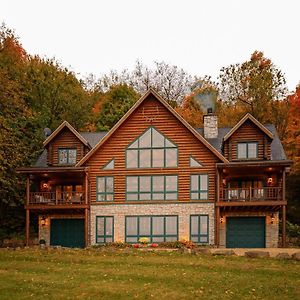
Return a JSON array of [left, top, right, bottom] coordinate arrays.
[[39, 239, 46, 245], [138, 237, 150, 245]]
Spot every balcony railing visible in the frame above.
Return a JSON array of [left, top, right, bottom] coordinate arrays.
[[220, 187, 282, 202], [29, 192, 85, 205]]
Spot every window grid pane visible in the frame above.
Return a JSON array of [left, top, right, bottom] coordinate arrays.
[[237, 142, 258, 159], [190, 174, 209, 200], [190, 215, 209, 244], [58, 149, 77, 165], [96, 216, 114, 244], [126, 127, 178, 169], [125, 216, 178, 243], [97, 176, 114, 202], [126, 175, 178, 201]]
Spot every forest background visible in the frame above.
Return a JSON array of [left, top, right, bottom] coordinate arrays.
[[0, 24, 299, 243]]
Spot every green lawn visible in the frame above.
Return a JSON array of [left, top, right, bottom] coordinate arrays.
[[0, 248, 299, 300]]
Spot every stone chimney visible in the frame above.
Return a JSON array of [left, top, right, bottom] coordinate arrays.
[[203, 110, 218, 139]]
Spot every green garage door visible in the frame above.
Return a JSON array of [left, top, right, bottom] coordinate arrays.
[[50, 219, 85, 248], [226, 217, 265, 248]]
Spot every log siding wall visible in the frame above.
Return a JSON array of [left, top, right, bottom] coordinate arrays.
[[85, 95, 221, 204], [224, 120, 272, 161]]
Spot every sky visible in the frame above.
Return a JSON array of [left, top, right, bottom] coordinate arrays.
[[1, 0, 299, 91]]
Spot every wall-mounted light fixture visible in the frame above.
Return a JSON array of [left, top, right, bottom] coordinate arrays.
[[267, 177, 273, 185], [42, 182, 49, 189], [222, 179, 226, 186], [41, 216, 46, 226], [220, 216, 224, 224], [270, 214, 275, 224]]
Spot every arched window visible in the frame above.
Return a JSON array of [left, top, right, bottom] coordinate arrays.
[[126, 127, 178, 168]]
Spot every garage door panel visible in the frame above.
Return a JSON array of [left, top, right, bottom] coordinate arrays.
[[50, 219, 85, 248], [226, 217, 265, 248]]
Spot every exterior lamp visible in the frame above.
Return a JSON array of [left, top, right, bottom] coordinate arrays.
[[267, 177, 273, 185], [41, 216, 46, 226], [220, 216, 224, 223], [270, 214, 275, 224]]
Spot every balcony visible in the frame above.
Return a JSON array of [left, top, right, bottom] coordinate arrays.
[[29, 192, 85, 206], [220, 187, 282, 202]]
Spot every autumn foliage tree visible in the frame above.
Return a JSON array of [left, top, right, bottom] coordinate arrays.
[[218, 51, 287, 124], [284, 87, 300, 173]]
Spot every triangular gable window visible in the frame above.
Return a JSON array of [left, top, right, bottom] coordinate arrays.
[[128, 127, 176, 149], [190, 156, 202, 167], [103, 159, 115, 170], [126, 127, 177, 168]]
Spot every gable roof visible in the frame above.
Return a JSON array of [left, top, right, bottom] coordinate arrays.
[[196, 124, 286, 161], [43, 121, 91, 148], [76, 88, 229, 166], [223, 113, 274, 142]]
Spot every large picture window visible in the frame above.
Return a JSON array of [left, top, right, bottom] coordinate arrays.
[[96, 216, 114, 243], [96, 177, 114, 201], [190, 174, 209, 200], [126, 127, 178, 168], [125, 216, 178, 243], [190, 215, 209, 244], [126, 175, 178, 201], [237, 142, 258, 159], [58, 148, 77, 165]]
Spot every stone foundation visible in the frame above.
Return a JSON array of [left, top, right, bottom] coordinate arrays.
[[90, 203, 215, 245]]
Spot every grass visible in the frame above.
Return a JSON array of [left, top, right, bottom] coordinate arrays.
[[0, 248, 299, 300]]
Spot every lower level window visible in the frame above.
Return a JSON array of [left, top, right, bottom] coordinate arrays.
[[96, 216, 114, 243], [190, 215, 209, 244], [125, 215, 178, 243]]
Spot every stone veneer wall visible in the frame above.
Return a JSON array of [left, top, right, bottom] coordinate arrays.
[[90, 203, 215, 245], [219, 212, 279, 248], [203, 114, 218, 139]]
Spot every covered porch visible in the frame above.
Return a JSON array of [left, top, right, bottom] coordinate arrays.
[[18, 167, 90, 246], [215, 161, 291, 248]]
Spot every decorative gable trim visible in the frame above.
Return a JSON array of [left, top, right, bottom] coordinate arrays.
[[43, 121, 91, 149], [77, 88, 228, 166], [223, 113, 274, 142]]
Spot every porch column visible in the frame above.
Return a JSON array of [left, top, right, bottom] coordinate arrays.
[[26, 209, 30, 246], [215, 169, 220, 246], [282, 168, 286, 247], [85, 208, 89, 247], [84, 169, 89, 247], [282, 205, 286, 248], [26, 175, 30, 206], [215, 206, 220, 247], [85, 170, 89, 205]]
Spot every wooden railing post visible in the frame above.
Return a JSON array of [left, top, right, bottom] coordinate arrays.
[[282, 205, 286, 247], [26, 175, 30, 206], [249, 186, 252, 201], [26, 209, 30, 246]]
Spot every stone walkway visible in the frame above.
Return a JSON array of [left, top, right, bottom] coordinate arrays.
[[210, 248, 300, 258]]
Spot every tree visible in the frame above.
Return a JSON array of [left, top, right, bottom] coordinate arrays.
[[284, 87, 300, 173], [96, 84, 140, 131], [95, 60, 196, 106], [218, 51, 287, 124], [0, 24, 40, 238], [24, 57, 93, 130]]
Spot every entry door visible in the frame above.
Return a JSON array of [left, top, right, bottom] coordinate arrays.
[[50, 219, 85, 248], [226, 217, 265, 248]]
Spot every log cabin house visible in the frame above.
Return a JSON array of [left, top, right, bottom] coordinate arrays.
[[19, 89, 292, 248]]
